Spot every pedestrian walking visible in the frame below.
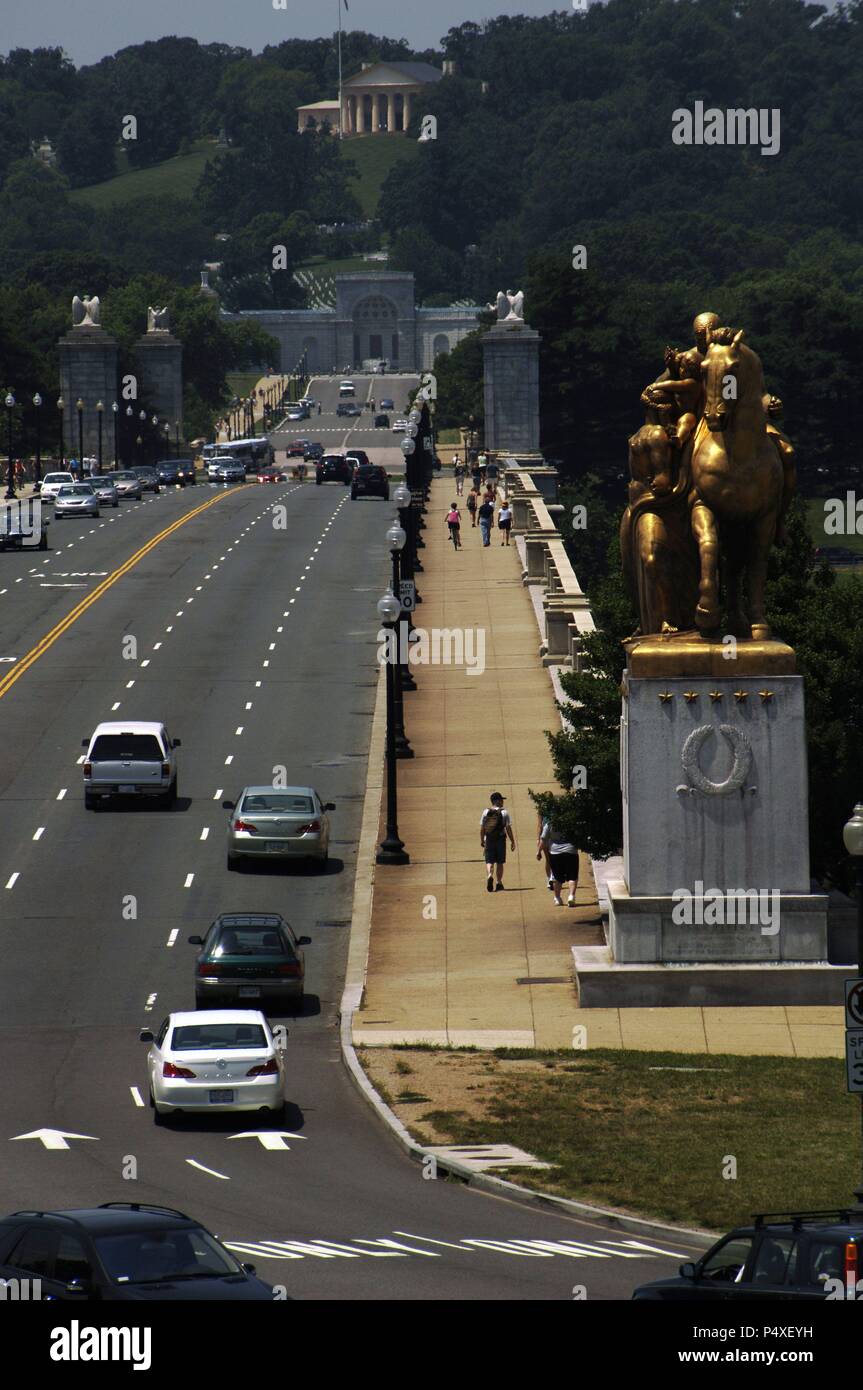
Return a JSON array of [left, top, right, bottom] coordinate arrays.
[[446, 502, 462, 550], [498, 501, 512, 545], [466, 487, 479, 527], [477, 449, 488, 482], [454, 458, 465, 495], [537, 817, 579, 906], [14, 459, 25, 489], [485, 454, 499, 487], [478, 495, 494, 547], [318, 403, 322, 416], [480, 792, 515, 892], [471, 461, 481, 491]]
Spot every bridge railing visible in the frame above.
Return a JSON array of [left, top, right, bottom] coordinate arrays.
[[505, 466, 595, 669]]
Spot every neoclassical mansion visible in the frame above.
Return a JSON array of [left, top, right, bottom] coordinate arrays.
[[296, 60, 451, 136], [222, 272, 480, 373]]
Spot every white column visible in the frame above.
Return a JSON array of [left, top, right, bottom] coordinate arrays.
[[357, 92, 366, 134], [404, 91, 413, 130], [387, 92, 395, 132]]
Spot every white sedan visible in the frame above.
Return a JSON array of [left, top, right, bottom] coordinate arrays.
[[140, 1010, 286, 1123], [39, 471, 74, 500], [391, 418, 409, 433]]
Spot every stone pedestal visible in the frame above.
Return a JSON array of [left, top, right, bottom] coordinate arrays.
[[58, 326, 118, 460], [573, 658, 840, 1006], [134, 332, 183, 437], [482, 321, 540, 453]]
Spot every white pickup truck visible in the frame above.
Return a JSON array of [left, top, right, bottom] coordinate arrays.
[[82, 721, 180, 809]]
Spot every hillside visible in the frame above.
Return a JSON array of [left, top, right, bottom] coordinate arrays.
[[68, 140, 219, 210]]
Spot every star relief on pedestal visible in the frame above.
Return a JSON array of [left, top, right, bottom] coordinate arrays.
[[758, 689, 775, 702], [658, 690, 674, 703], [733, 690, 749, 702], [709, 691, 723, 702], [683, 690, 699, 703]]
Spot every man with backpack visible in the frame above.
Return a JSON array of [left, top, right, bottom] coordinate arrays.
[[477, 495, 494, 546], [480, 792, 515, 892]]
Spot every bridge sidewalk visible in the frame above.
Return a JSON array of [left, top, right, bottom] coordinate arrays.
[[354, 477, 845, 1058]]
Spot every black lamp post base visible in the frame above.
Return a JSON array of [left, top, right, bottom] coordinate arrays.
[[395, 738, 414, 759], [376, 838, 410, 864]]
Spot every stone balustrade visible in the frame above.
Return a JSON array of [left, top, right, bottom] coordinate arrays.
[[504, 465, 595, 669]]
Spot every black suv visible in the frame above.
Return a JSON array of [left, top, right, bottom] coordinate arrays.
[[351, 463, 389, 500], [0, 1204, 277, 1300], [303, 442, 324, 461], [633, 1208, 863, 1301], [316, 454, 352, 485]]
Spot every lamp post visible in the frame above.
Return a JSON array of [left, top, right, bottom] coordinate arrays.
[[56, 396, 65, 468], [392, 481, 418, 688], [151, 415, 158, 467], [111, 401, 118, 469], [386, 523, 413, 756], [76, 398, 84, 478], [844, 804, 863, 1211], [32, 393, 42, 485], [125, 406, 133, 467], [4, 393, 15, 499], [95, 400, 103, 475], [175, 420, 180, 454], [376, 591, 409, 864], [164, 423, 170, 460]]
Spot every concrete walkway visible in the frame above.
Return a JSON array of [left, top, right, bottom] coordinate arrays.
[[355, 477, 846, 1059]]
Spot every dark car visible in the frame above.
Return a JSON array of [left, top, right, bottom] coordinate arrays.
[[380, 398, 395, 410], [374, 414, 390, 428], [345, 449, 370, 468], [351, 463, 389, 501], [0, 1204, 278, 1301], [131, 466, 160, 493], [285, 439, 311, 457], [316, 454, 353, 485], [190, 911, 311, 1009], [174, 459, 197, 485], [633, 1208, 863, 1301], [156, 460, 183, 486], [303, 442, 324, 461], [336, 403, 362, 417], [256, 465, 286, 483]]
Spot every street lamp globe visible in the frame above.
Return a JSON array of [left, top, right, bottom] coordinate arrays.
[[139, 410, 146, 422], [393, 483, 410, 508], [112, 401, 118, 414], [33, 393, 42, 408], [386, 524, 406, 551], [56, 396, 64, 410], [408, 409, 421, 424], [377, 592, 401, 624], [5, 393, 14, 408], [406, 422, 418, 438], [400, 437, 415, 455], [844, 805, 863, 858]]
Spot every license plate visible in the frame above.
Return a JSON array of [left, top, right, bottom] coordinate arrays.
[[238, 986, 260, 997], [265, 841, 285, 852], [209, 1089, 233, 1103], [119, 784, 136, 794]]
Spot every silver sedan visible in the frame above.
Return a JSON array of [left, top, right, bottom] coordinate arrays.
[[224, 786, 335, 869], [91, 477, 119, 508], [54, 483, 100, 518], [106, 470, 144, 499]]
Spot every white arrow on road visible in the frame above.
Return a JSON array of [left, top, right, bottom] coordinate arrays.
[[10, 1128, 98, 1150], [228, 1131, 306, 1151]]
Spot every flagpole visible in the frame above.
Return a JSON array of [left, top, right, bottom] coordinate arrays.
[[337, 0, 343, 141]]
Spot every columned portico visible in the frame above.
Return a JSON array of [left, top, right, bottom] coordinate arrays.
[[332, 60, 443, 137]]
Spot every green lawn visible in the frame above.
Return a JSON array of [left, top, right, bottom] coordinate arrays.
[[340, 135, 420, 218], [225, 373, 263, 400], [360, 1046, 860, 1230], [69, 140, 217, 210], [805, 496, 863, 556]]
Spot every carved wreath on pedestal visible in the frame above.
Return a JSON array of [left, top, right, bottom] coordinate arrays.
[[679, 724, 752, 795]]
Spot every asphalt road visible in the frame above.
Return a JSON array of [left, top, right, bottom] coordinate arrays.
[[269, 372, 420, 471], [0, 470, 698, 1299]]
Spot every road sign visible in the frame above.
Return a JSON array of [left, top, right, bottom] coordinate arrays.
[[846, 979, 863, 1029], [399, 580, 416, 612], [846, 1031, 863, 1093]]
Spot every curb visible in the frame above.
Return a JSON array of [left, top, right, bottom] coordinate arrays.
[[337, 555, 717, 1254]]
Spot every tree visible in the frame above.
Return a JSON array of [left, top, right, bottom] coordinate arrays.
[[56, 101, 117, 187], [430, 328, 486, 431], [0, 160, 92, 277]]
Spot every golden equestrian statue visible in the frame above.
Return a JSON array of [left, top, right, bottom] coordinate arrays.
[[620, 313, 797, 674]]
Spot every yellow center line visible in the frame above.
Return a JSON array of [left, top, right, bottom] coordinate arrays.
[[0, 487, 248, 701]]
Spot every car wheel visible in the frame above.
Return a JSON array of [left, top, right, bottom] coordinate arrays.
[[350, 490, 357, 499], [84, 792, 97, 810], [163, 778, 177, 808], [151, 1092, 169, 1126], [315, 477, 321, 485], [194, 993, 209, 1010], [38, 532, 48, 550], [227, 852, 240, 871], [113, 499, 119, 507]]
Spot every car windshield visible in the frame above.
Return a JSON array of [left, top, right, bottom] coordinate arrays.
[[59, 485, 94, 496], [242, 793, 315, 814], [44, 474, 72, 484], [90, 733, 164, 760], [95, 1228, 240, 1285], [212, 928, 290, 958], [171, 1023, 268, 1050]]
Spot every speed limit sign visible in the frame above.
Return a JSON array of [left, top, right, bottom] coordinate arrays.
[[399, 580, 416, 612]]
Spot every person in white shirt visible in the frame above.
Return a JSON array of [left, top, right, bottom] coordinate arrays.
[[480, 791, 515, 892], [498, 503, 512, 545], [537, 818, 579, 906]]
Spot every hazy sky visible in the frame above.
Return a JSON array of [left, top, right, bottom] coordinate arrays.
[[2, 0, 591, 68]]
